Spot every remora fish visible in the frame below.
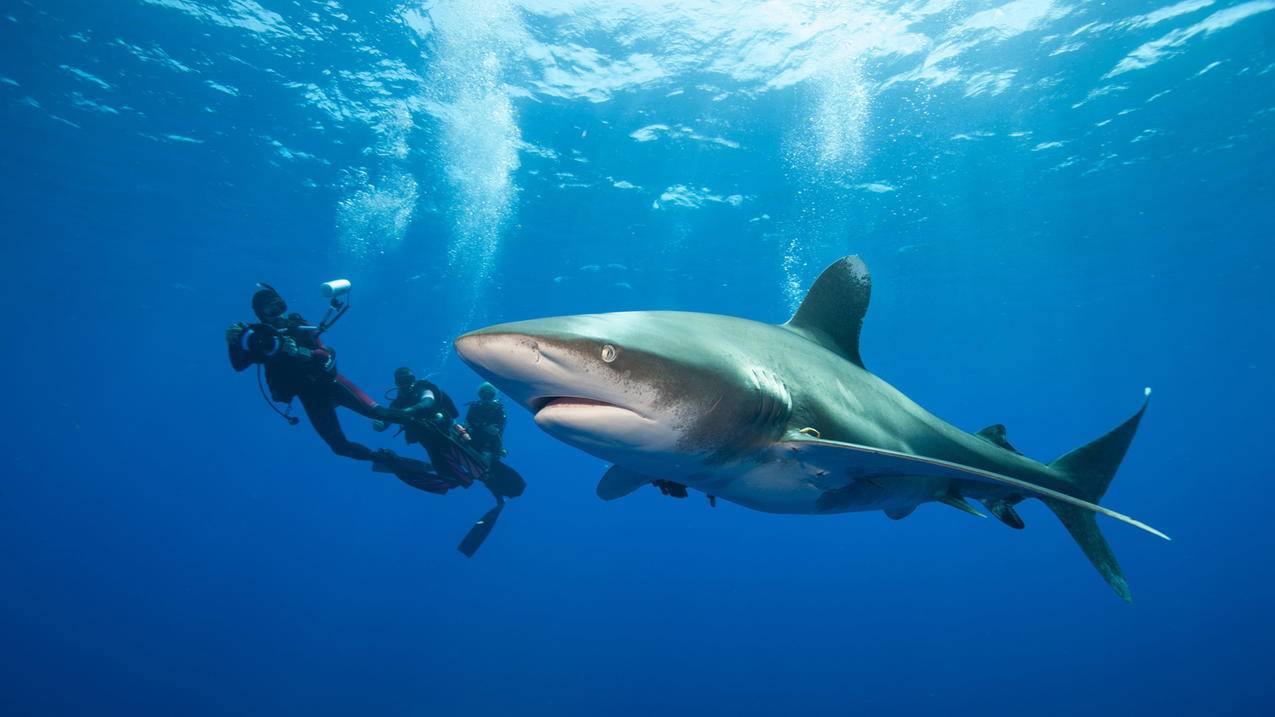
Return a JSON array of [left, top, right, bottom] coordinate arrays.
[[455, 256, 1168, 600]]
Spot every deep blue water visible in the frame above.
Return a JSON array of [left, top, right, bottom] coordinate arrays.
[[2, 1, 1273, 714]]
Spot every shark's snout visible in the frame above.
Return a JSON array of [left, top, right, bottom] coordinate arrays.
[[454, 320, 684, 459], [454, 330, 546, 407], [455, 329, 539, 371]]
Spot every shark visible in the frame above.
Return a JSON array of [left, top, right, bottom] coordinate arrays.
[[454, 256, 1168, 601]]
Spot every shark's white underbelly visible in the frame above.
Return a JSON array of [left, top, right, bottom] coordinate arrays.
[[700, 458, 946, 515]]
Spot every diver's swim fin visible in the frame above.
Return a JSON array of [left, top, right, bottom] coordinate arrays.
[[486, 462, 527, 499], [458, 502, 505, 558], [371, 456, 457, 494], [371, 455, 433, 476]]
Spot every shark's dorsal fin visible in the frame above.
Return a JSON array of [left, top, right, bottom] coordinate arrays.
[[975, 424, 1022, 455], [782, 256, 871, 368]]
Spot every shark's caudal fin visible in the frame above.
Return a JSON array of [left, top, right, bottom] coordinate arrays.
[[1044, 390, 1152, 603]]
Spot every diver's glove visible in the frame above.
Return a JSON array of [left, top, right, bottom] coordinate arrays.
[[225, 322, 247, 344], [279, 336, 314, 361]]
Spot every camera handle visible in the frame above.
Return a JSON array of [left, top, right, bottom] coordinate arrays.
[[316, 292, 350, 336]]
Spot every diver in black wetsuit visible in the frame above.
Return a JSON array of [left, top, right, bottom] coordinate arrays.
[[372, 367, 479, 485], [226, 284, 408, 467], [465, 382, 507, 465], [371, 369, 527, 556]]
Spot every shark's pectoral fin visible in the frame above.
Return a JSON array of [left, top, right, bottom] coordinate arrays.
[[773, 438, 1168, 541], [596, 465, 656, 501], [975, 424, 1022, 455], [781, 256, 871, 368]]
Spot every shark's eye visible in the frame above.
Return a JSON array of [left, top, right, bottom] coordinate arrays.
[[600, 344, 617, 363]]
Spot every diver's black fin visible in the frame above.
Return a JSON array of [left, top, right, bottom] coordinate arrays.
[[782, 256, 871, 368], [371, 455, 433, 476], [457, 502, 505, 558], [486, 462, 527, 499], [975, 424, 1022, 455]]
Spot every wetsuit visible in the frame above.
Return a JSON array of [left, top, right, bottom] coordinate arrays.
[[390, 380, 459, 453], [465, 398, 507, 458], [229, 314, 386, 461], [389, 380, 482, 487]]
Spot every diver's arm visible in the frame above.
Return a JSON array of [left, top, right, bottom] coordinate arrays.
[[226, 322, 253, 372], [407, 389, 436, 413]]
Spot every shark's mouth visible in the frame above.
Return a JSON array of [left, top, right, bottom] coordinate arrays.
[[530, 395, 666, 452], [532, 396, 630, 415]]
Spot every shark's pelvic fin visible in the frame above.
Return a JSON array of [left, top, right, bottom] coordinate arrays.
[[1043, 395, 1152, 603], [975, 424, 1022, 455], [981, 498, 1026, 529], [782, 255, 871, 368], [937, 493, 987, 518], [596, 465, 656, 501], [884, 506, 915, 520]]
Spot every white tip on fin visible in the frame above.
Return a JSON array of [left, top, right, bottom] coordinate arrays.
[[1144, 386, 1152, 397]]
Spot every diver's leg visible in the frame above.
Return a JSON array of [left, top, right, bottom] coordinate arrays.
[[416, 432, 475, 488], [298, 388, 375, 461], [330, 374, 385, 420]]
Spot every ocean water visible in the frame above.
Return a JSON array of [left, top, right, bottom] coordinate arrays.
[[2, 1, 1273, 714]]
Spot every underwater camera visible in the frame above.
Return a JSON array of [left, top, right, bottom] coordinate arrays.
[[240, 323, 283, 360]]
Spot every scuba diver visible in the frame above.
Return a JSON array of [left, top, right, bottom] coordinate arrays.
[[225, 282, 412, 471], [372, 367, 527, 557], [372, 367, 474, 484], [465, 382, 507, 465]]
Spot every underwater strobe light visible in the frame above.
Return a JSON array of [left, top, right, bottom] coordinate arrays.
[[320, 279, 352, 299], [317, 279, 352, 333]]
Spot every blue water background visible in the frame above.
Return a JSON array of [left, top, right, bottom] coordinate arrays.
[[2, 1, 1273, 714]]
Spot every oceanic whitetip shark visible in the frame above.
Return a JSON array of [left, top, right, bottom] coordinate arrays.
[[454, 256, 1168, 601]]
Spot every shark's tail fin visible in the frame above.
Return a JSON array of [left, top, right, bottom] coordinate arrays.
[[1043, 390, 1151, 603]]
